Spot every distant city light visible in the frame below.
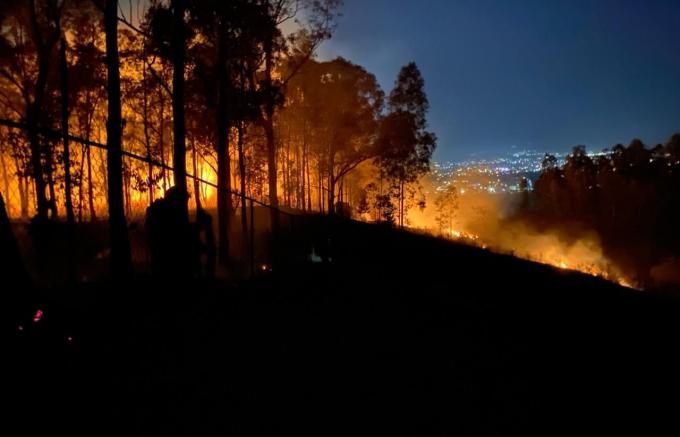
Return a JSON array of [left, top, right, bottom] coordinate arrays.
[[431, 148, 612, 196]]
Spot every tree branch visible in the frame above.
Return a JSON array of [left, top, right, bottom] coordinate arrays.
[[145, 59, 172, 98]]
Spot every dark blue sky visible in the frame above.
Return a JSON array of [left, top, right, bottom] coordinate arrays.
[[317, 0, 680, 161]]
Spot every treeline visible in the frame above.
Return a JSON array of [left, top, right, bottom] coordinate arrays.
[[0, 0, 436, 274], [521, 135, 680, 284]]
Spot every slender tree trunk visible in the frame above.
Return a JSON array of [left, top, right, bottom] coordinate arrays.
[[328, 175, 335, 215], [216, 121, 230, 263], [378, 173, 383, 222], [299, 138, 305, 211], [104, 0, 132, 277], [86, 146, 95, 220], [60, 38, 75, 280], [19, 175, 29, 220], [286, 129, 292, 207], [327, 149, 335, 214], [191, 134, 201, 210], [348, 180, 352, 209], [123, 166, 130, 217], [27, 0, 50, 219], [0, 154, 10, 217], [158, 85, 167, 192], [59, 43, 73, 222], [78, 145, 85, 222], [215, 23, 231, 264], [45, 150, 57, 217], [237, 121, 248, 257], [84, 92, 96, 221], [215, 25, 232, 265], [306, 151, 312, 212], [14, 157, 28, 220], [97, 127, 107, 197], [281, 139, 287, 207], [142, 62, 154, 206], [318, 164, 323, 213], [284, 141, 289, 206], [264, 38, 278, 232], [400, 179, 404, 228], [26, 107, 47, 219], [60, 38, 75, 228], [171, 0, 188, 216]]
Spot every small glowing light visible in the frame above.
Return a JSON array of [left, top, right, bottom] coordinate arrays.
[[33, 309, 43, 323], [17, 325, 23, 331], [559, 262, 568, 269]]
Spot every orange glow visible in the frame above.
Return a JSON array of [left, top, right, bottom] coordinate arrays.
[[445, 225, 637, 289], [409, 188, 639, 290]]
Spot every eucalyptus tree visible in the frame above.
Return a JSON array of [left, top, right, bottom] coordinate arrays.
[[376, 62, 436, 227], [103, 0, 132, 277]]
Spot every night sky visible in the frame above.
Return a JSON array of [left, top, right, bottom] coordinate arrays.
[[318, 0, 680, 162]]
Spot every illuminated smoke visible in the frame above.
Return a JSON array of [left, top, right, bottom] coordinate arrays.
[[408, 187, 638, 289]]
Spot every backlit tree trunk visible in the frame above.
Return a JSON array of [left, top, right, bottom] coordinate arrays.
[[142, 62, 154, 206], [264, 37, 278, 230], [171, 0, 188, 215], [60, 38, 75, 228], [104, 0, 132, 278], [26, 0, 49, 219], [215, 24, 231, 264], [237, 121, 248, 256]]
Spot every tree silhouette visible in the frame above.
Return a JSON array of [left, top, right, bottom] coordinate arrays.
[[104, 0, 131, 277]]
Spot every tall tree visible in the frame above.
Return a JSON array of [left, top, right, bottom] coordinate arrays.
[[104, 0, 131, 277], [59, 35, 75, 279], [377, 62, 436, 227], [170, 0, 187, 204]]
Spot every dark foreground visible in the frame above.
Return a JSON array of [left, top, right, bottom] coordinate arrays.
[[6, 219, 680, 435]]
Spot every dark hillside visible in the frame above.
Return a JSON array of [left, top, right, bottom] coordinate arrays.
[[6, 217, 680, 436]]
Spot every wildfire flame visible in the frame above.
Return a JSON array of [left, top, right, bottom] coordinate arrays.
[[445, 228, 638, 289]]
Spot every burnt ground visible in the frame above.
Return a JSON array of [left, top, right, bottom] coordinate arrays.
[[5, 217, 680, 435]]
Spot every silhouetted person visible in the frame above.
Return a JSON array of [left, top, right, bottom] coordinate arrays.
[[145, 186, 192, 280]]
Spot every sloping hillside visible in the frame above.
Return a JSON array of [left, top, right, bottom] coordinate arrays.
[[7, 217, 680, 435]]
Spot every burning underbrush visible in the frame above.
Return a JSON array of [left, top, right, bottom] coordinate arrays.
[[409, 190, 640, 289]]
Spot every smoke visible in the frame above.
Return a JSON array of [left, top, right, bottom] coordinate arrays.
[[409, 188, 637, 288]]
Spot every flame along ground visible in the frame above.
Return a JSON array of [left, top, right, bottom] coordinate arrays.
[[442, 227, 637, 290], [406, 181, 640, 290]]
